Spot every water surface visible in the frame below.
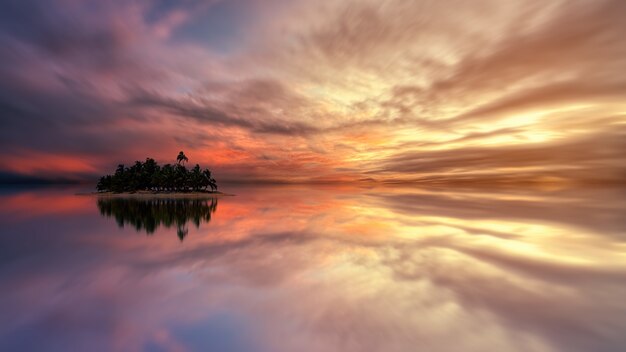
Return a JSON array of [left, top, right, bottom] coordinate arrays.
[[1, 185, 625, 352]]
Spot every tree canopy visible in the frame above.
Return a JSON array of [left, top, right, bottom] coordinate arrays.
[[97, 152, 217, 193]]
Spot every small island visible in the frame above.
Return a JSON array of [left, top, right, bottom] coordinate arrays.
[[96, 151, 223, 195]]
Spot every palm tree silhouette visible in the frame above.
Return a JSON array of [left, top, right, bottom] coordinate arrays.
[[202, 169, 217, 192], [176, 151, 189, 165], [95, 151, 217, 193]]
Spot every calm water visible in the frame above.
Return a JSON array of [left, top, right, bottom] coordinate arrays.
[[1, 184, 625, 352]]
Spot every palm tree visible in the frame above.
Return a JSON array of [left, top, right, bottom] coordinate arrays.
[[161, 164, 176, 191], [202, 169, 216, 192], [96, 152, 218, 193], [191, 164, 203, 191], [176, 151, 189, 165]]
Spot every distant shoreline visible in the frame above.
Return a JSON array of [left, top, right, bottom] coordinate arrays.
[[77, 191, 234, 198]]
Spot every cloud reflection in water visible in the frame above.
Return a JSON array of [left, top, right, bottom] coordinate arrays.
[[0, 185, 625, 352]]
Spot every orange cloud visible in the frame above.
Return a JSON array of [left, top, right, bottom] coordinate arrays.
[[0, 150, 98, 176]]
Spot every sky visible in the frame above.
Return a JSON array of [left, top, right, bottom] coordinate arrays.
[[0, 0, 624, 184]]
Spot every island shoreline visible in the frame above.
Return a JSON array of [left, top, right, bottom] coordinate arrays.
[[77, 191, 234, 198]]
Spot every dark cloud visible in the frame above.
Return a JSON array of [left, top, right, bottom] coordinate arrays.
[[0, 0, 135, 70], [127, 83, 427, 137], [128, 86, 321, 135], [0, 0, 197, 173], [0, 1, 143, 156]]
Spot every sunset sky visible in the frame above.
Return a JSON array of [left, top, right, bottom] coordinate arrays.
[[1, 0, 624, 183]]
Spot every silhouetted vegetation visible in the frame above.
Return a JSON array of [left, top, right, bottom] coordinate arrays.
[[97, 197, 218, 241], [96, 151, 217, 193]]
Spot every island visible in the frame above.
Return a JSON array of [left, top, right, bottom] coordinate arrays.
[[96, 151, 224, 195]]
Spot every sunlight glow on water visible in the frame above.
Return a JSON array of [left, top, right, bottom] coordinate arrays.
[[0, 185, 625, 352]]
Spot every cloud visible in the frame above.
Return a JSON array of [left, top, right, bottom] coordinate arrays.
[[367, 126, 626, 183], [0, 0, 624, 183]]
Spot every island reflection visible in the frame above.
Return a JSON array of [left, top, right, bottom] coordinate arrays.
[[96, 197, 218, 241]]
